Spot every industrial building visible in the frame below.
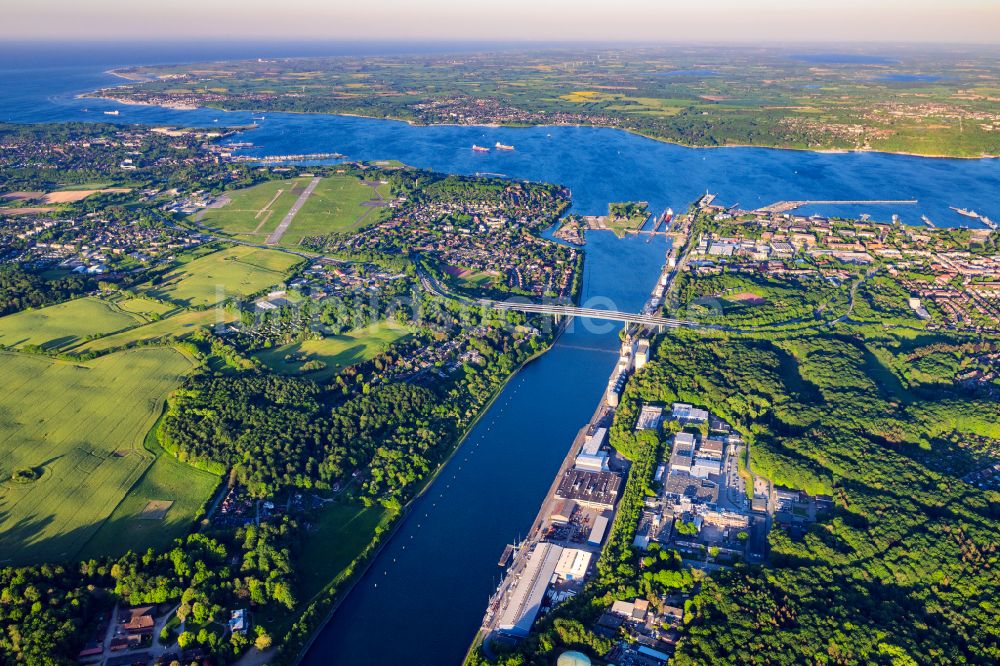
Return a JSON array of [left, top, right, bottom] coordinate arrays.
[[635, 339, 650, 370], [554, 548, 593, 581], [606, 368, 627, 407], [549, 499, 577, 524], [701, 509, 750, 529], [635, 404, 663, 431], [662, 472, 719, 507], [588, 515, 609, 545], [496, 542, 564, 637], [699, 438, 725, 459], [575, 427, 610, 472], [556, 469, 622, 509], [668, 433, 696, 473], [690, 456, 723, 479], [672, 402, 709, 424]]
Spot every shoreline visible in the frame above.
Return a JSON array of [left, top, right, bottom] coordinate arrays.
[[289, 329, 564, 665], [78, 90, 999, 162]]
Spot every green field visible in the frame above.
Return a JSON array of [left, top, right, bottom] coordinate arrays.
[[0, 297, 141, 350], [197, 175, 389, 246], [70, 308, 239, 353], [142, 245, 302, 307], [0, 348, 194, 564], [254, 321, 412, 382], [197, 178, 310, 238], [115, 297, 177, 318], [79, 427, 220, 559], [455, 269, 497, 289], [296, 502, 389, 601], [287, 175, 390, 243]]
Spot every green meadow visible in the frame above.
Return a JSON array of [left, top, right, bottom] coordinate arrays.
[[287, 175, 390, 242], [142, 245, 302, 307], [70, 308, 239, 354], [254, 320, 412, 382], [0, 348, 194, 564], [197, 175, 388, 246], [0, 297, 141, 350], [79, 428, 220, 559], [197, 177, 310, 238]]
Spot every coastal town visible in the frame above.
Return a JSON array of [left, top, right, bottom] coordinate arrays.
[[304, 176, 579, 299], [1, 35, 998, 665]]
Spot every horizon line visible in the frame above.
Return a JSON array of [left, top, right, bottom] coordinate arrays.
[[3, 37, 1000, 48]]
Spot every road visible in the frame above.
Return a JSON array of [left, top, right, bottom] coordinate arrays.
[[265, 176, 321, 245]]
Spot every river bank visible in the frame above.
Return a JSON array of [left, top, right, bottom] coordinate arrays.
[[290, 328, 565, 664]]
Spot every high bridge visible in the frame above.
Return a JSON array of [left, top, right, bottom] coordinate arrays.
[[478, 299, 704, 331]]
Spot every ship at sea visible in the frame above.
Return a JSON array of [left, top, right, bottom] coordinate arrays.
[[103, 110, 119, 116], [472, 144, 490, 152], [949, 206, 995, 228], [494, 142, 515, 151], [922, 214, 935, 228], [951, 206, 980, 218]]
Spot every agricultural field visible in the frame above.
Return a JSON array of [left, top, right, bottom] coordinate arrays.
[[70, 308, 239, 353], [0, 348, 194, 564], [0, 296, 141, 350], [142, 245, 303, 307], [254, 320, 412, 382], [197, 175, 389, 246], [93, 45, 1000, 156], [79, 432, 220, 559]]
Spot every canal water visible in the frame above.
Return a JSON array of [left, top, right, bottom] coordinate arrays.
[[3, 42, 999, 666]]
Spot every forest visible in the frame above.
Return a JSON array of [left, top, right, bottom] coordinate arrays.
[[473, 318, 998, 665], [0, 521, 296, 665], [0, 265, 93, 317]]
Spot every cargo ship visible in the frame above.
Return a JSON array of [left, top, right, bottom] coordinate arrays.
[[472, 144, 490, 152], [494, 142, 515, 151]]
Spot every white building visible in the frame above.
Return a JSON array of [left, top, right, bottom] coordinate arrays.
[[636, 405, 663, 431], [672, 402, 708, 424], [690, 457, 723, 479], [575, 428, 610, 472], [554, 548, 592, 581], [635, 339, 651, 371], [588, 515, 609, 546]]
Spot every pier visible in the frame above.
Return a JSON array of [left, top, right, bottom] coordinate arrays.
[[756, 199, 918, 214], [232, 152, 345, 163]]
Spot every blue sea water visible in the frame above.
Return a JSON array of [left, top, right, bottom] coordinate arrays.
[[2, 42, 998, 666]]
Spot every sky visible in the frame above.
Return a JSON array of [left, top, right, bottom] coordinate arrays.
[[4, 0, 999, 44]]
